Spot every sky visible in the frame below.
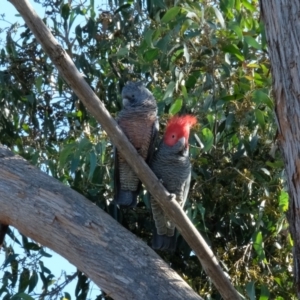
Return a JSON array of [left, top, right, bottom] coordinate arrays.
[[0, 1, 103, 299]]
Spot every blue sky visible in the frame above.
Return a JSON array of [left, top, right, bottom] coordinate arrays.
[[0, 1, 102, 298]]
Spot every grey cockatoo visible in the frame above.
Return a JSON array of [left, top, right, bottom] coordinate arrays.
[[114, 81, 158, 207], [150, 115, 197, 251]]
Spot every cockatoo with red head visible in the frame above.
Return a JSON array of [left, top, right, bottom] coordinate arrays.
[[150, 115, 197, 250]]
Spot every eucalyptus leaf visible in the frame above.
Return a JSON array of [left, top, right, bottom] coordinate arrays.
[[161, 7, 181, 23], [169, 99, 183, 115]]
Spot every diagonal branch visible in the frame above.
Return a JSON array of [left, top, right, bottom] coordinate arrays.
[[7, 0, 241, 299]]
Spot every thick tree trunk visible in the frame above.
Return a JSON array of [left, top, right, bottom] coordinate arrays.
[[6, 1, 241, 299], [0, 145, 202, 300], [260, 0, 300, 297]]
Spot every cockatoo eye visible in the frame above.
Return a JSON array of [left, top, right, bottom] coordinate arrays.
[[172, 134, 175, 138]]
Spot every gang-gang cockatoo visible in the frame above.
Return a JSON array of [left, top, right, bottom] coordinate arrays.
[[150, 115, 197, 250], [114, 81, 158, 207]]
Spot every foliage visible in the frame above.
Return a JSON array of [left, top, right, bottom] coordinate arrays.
[[0, 0, 294, 299]]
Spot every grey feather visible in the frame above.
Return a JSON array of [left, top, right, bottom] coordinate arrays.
[[114, 81, 158, 207], [150, 138, 191, 251]]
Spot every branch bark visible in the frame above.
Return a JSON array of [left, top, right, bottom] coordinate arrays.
[[7, 0, 240, 299], [260, 0, 300, 297], [0, 145, 202, 300]]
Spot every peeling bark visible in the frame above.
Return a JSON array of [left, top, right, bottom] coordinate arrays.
[[261, 0, 300, 297]]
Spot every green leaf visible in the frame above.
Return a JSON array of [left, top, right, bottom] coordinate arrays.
[[220, 0, 235, 11], [85, 18, 97, 39], [222, 44, 244, 61], [242, 0, 256, 12], [28, 270, 38, 293], [75, 25, 83, 47], [78, 137, 92, 151], [255, 109, 265, 130], [266, 160, 284, 168], [58, 76, 63, 96], [11, 259, 18, 288], [11, 293, 34, 300], [253, 231, 265, 261], [71, 157, 80, 174], [169, 99, 183, 115], [181, 85, 188, 100], [75, 272, 89, 298], [39, 261, 52, 275], [35, 76, 43, 93], [183, 43, 190, 63], [114, 3, 131, 14], [180, 18, 195, 36], [24, 242, 41, 251], [88, 151, 97, 180], [201, 128, 214, 152], [1, 48, 5, 61], [115, 47, 129, 56], [143, 48, 159, 62], [259, 284, 270, 300], [163, 81, 175, 100], [3, 253, 19, 268], [244, 36, 261, 50], [77, 110, 83, 118], [213, 7, 225, 28], [22, 124, 30, 132], [252, 90, 274, 109], [62, 292, 72, 300], [39, 271, 47, 288], [61, 4, 70, 21], [98, 140, 107, 164], [6, 35, 17, 58], [161, 7, 181, 23], [18, 268, 30, 293], [229, 22, 243, 40], [186, 71, 201, 89], [26, 94, 35, 105], [222, 94, 244, 101], [144, 29, 154, 47], [3, 294, 11, 300], [274, 277, 282, 286], [68, 9, 77, 29], [39, 248, 52, 258], [279, 191, 288, 212], [156, 34, 171, 52], [246, 281, 256, 300], [59, 144, 74, 168]]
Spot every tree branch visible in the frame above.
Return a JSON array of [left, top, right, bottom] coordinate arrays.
[[7, 0, 241, 299], [0, 145, 202, 300]]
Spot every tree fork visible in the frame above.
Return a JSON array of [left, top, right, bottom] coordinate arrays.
[[8, 0, 241, 299]]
